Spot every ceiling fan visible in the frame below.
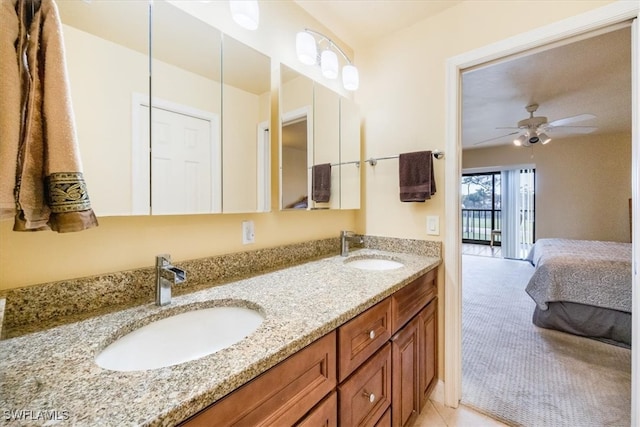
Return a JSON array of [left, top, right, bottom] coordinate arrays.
[[474, 103, 598, 147]]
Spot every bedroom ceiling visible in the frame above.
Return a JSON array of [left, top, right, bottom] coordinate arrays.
[[293, 1, 632, 151]]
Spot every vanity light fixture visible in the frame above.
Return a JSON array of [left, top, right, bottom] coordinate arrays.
[[229, 0, 259, 30], [296, 28, 359, 91]]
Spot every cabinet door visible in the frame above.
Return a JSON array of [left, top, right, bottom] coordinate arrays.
[[418, 298, 437, 410], [296, 391, 338, 427], [338, 343, 392, 427], [391, 316, 419, 427], [181, 331, 336, 426]]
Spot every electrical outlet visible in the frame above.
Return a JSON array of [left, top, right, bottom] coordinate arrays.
[[426, 215, 439, 235], [242, 221, 255, 244]]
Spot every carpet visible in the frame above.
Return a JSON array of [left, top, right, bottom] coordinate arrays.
[[461, 254, 631, 427]]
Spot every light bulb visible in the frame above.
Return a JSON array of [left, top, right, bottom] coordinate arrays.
[[539, 133, 551, 144], [321, 50, 338, 79], [342, 64, 359, 91], [513, 135, 526, 146], [296, 31, 317, 65], [229, 0, 259, 30]]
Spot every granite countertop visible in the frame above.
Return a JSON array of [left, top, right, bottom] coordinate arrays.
[[0, 249, 439, 426]]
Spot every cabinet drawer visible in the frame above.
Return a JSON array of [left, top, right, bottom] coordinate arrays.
[[391, 269, 436, 334], [181, 331, 337, 426], [296, 391, 337, 427], [338, 343, 392, 427], [338, 299, 392, 382]]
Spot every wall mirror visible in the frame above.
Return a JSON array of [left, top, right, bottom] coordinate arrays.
[[279, 66, 361, 211], [146, 0, 223, 215], [57, 0, 149, 216], [58, 0, 272, 216], [221, 35, 271, 213], [280, 65, 314, 210]]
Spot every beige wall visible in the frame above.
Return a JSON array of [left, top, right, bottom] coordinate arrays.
[[355, 0, 614, 380], [357, 0, 613, 241], [0, 0, 358, 291], [463, 133, 631, 242]]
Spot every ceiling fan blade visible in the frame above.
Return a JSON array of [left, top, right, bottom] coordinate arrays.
[[547, 113, 596, 127], [549, 125, 598, 134], [473, 131, 519, 146]]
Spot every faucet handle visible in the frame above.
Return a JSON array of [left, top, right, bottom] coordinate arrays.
[[156, 254, 171, 267]]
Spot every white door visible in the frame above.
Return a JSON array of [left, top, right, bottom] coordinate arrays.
[[151, 107, 213, 215]]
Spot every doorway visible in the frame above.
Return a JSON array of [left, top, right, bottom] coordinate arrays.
[[443, 3, 639, 424]]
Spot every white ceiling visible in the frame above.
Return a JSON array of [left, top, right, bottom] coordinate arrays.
[[293, 1, 632, 150]]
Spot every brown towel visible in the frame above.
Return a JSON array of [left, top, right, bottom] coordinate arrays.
[[399, 151, 436, 202], [10, 0, 98, 232], [311, 163, 331, 203]]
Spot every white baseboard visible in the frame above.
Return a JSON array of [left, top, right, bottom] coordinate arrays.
[[429, 379, 449, 406]]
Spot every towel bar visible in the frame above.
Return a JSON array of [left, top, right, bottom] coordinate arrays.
[[366, 151, 444, 166]]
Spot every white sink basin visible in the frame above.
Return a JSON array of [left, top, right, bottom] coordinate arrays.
[[95, 306, 264, 372], [346, 258, 404, 271]]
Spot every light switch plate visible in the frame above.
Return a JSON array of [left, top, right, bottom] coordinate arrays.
[[426, 215, 439, 235], [242, 221, 255, 244]]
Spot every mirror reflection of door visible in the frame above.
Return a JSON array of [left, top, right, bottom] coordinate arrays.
[[282, 114, 309, 209]]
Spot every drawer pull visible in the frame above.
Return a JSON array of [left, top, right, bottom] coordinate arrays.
[[368, 330, 376, 340], [362, 390, 376, 403]]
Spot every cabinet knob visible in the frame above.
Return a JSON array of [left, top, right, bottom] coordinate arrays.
[[362, 390, 375, 403], [369, 330, 376, 340]]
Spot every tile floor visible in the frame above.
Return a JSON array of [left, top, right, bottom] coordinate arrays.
[[414, 398, 510, 426]]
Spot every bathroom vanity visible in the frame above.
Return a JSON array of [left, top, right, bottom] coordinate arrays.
[[181, 268, 437, 426], [0, 247, 439, 426]]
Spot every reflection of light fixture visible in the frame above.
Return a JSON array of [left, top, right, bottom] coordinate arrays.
[[295, 28, 359, 91], [514, 130, 552, 147], [229, 0, 259, 30]]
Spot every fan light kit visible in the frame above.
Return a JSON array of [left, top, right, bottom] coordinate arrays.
[[473, 103, 597, 147]]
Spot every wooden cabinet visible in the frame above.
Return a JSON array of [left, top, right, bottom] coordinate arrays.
[[391, 269, 436, 334], [391, 316, 420, 427], [180, 331, 336, 426], [418, 299, 437, 410], [179, 268, 438, 427], [297, 392, 338, 427], [338, 343, 392, 427], [338, 298, 392, 382]]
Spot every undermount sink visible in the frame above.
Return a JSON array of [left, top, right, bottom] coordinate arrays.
[[345, 257, 404, 271], [95, 305, 264, 372]]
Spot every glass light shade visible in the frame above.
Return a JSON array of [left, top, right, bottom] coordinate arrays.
[[342, 64, 359, 91], [296, 32, 317, 65], [513, 135, 526, 146], [229, 0, 259, 31], [321, 50, 339, 79], [539, 132, 551, 144]]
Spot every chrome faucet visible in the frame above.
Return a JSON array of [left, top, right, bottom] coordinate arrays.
[[340, 230, 364, 257], [155, 254, 186, 306]]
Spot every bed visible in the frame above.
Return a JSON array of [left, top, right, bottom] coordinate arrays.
[[525, 238, 632, 348]]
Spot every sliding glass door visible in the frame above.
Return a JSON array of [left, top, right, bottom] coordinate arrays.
[[462, 169, 535, 258]]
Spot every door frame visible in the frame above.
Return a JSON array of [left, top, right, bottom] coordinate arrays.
[[131, 93, 222, 214], [443, 2, 639, 423]]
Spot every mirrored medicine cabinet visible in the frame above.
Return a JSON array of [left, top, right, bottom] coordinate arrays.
[[57, 0, 270, 216], [280, 65, 361, 211]]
